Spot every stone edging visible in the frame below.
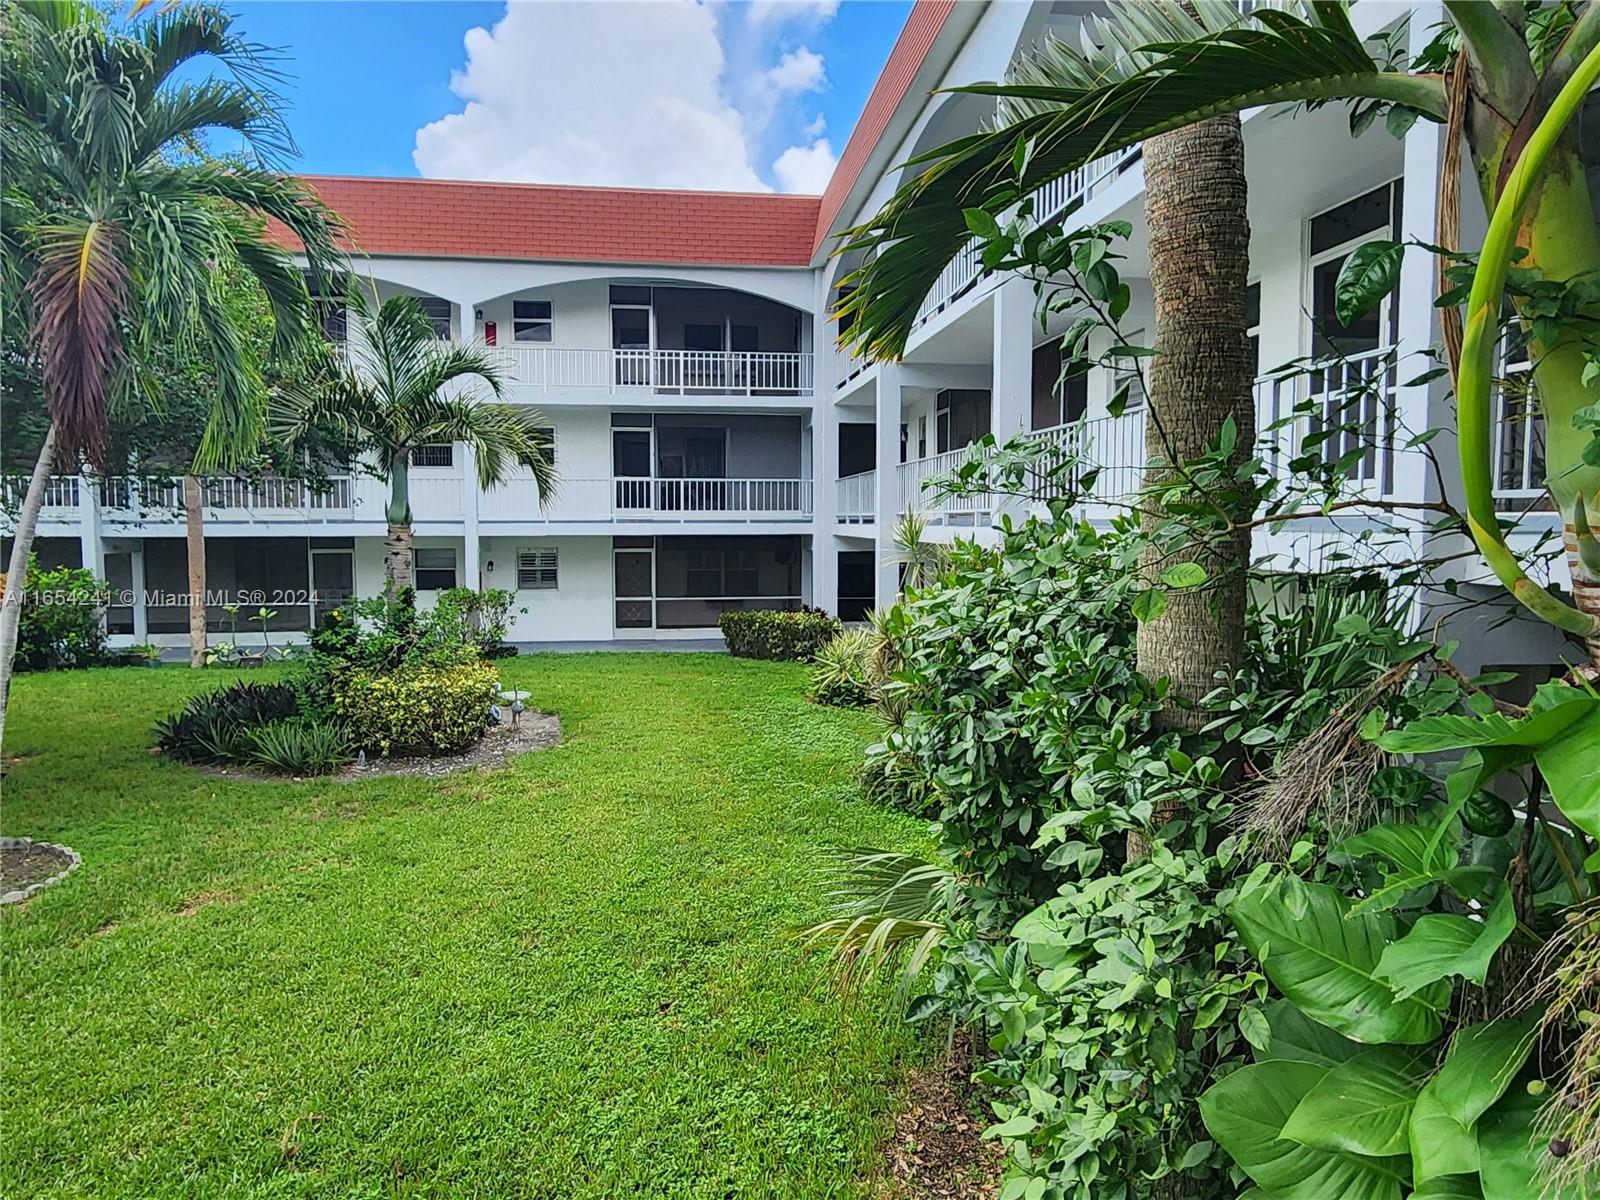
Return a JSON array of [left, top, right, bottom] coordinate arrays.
[[0, 836, 82, 905]]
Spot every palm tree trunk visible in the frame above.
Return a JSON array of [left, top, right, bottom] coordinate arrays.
[[1131, 113, 1255, 850], [0, 423, 62, 751], [383, 457, 414, 591], [184, 475, 208, 668]]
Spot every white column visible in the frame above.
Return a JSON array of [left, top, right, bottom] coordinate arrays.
[[810, 285, 841, 615], [992, 278, 1036, 524], [874, 364, 902, 606], [130, 541, 148, 641], [1393, 92, 1447, 508], [456, 298, 482, 591], [78, 476, 103, 581]]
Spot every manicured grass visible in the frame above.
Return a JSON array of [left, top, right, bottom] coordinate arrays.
[[2, 655, 928, 1199]]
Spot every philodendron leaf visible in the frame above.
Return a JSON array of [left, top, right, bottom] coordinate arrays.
[[1533, 703, 1600, 840], [1280, 1046, 1428, 1157], [1376, 685, 1595, 754], [1253, 999, 1363, 1068], [1374, 890, 1516, 1000], [1228, 879, 1449, 1045], [1410, 1177, 1483, 1199], [1477, 1086, 1587, 1200], [1199, 1060, 1408, 1200], [1410, 1015, 1539, 1185], [1335, 239, 1405, 327], [1337, 820, 1495, 913]]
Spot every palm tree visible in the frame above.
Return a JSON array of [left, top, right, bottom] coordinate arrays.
[[276, 293, 557, 590], [0, 2, 344, 742], [834, 0, 1600, 659]]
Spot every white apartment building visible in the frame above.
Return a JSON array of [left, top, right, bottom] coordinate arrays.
[[9, 1, 1576, 670]]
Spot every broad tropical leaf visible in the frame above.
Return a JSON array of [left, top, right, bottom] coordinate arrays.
[[1335, 240, 1405, 326], [1373, 891, 1516, 1000], [1336, 819, 1496, 912], [1409, 1015, 1539, 1185], [835, 3, 1444, 359], [1253, 999, 1364, 1067], [1199, 1060, 1409, 1200], [1279, 1046, 1429, 1158], [1476, 1086, 1586, 1200], [1228, 879, 1449, 1045]]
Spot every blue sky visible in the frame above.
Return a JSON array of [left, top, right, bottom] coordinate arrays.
[[222, 1, 913, 192]]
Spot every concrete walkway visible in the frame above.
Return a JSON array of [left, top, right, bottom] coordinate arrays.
[[513, 639, 727, 654]]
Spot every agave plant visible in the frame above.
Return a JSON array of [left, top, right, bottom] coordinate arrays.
[[835, 0, 1600, 659]]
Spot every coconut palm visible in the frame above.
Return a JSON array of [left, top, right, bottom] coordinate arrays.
[[0, 1, 345, 743], [834, 0, 1600, 659], [275, 293, 557, 590]]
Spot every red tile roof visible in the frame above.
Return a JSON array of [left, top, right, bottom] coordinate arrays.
[[275, 175, 822, 267], [811, 0, 958, 256]]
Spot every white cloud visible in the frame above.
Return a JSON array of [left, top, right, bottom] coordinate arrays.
[[413, 0, 839, 194], [772, 138, 836, 194], [766, 47, 825, 93]]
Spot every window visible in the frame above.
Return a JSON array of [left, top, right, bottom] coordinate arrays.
[[1111, 331, 1147, 411], [517, 548, 559, 589], [1031, 340, 1089, 430], [534, 426, 555, 467], [935, 389, 991, 454], [417, 295, 452, 340], [414, 548, 457, 591], [1246, 281, 1262, 377], [730, 324, 759, 353], [514, 300, 553, 342], [1308, 181, 1401, 357], [410, 443, 454, 468], [684, 324, 724, 352], [610, 285, 652, 306]]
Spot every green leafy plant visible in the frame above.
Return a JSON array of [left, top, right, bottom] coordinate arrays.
[[808, 628, 880, 708], [718, 608, 841, 662], [0, 557, 107, 671], [153, 681, 300, 764], [331, 660, 499, 756], [243, 717, 352, 776]]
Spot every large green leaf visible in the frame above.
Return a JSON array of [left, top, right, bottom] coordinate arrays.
[[1337, 820, 1495, 912], [1254, 999, 1364, 1067], [1199, 1060, 1409, 1200], [1477, 1086, 1586, 1200], [834, 3, 1444, 360], [1280, 1046, 1427, 1157], [1410, 1016, 1539, 1185], [1335, 240, 1405, 326], [1410, 1178, 1483, 1199], [1376, 687, 1596, 754], [1228, 880, 1449, 1045], [1374, 891, 1516, 1000], [1533, 704, 1600, 839]]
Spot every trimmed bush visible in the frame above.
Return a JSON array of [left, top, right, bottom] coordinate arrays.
[[331, 661, 500, 756], [719, 608, 840, 661], [0, 557, 108, 671], [244, 718, 352, 776], [809, 628, 879, 707]]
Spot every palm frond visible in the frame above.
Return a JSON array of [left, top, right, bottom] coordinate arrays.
[[799, 849, 956, 995], [27, 216, 130, 462], [836, 2, 1446, 361]]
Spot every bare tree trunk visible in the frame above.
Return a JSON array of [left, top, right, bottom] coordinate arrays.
[[184, 475, 208, 668], [384, 524, 414, 592], [1130, 113, 1254, 854], [0, 423, 62, 751]]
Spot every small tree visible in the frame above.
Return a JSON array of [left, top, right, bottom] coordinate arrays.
[[275, 294, 557, 590]]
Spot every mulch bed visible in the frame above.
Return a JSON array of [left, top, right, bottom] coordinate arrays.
[[882, 1026, 1004, 1199], [0, 837, 81, 904], [199, 712, 562, 783]]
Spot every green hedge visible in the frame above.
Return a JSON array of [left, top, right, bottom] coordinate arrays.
[[719, 608, 841, 661], [331, 660, 500, 756]]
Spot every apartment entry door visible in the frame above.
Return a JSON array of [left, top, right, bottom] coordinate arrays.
[[613, 544, 655, 635]]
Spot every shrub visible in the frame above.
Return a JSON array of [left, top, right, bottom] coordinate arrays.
[[0, 557, 108, 670], [153, 681, 300, 763], [311, 589, 482, 672], [440, 586, 522, 657], [243, 718, 352, 776], [720, 607, 840, 661], [331, 660, 499, 756], [809, 628, 879, 707]]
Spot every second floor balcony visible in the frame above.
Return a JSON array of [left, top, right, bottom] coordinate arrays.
[[475, 343, 813, 396]]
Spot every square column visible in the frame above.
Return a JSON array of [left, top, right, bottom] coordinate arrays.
[[456, 298, 482, 591], [992, 278, 1037, 524], [874, 364, 903, 607]]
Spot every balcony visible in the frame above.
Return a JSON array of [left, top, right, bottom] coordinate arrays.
[[475, 345, 813, 397], [835, 471, 876, 525], [478, 476, 812, 523]]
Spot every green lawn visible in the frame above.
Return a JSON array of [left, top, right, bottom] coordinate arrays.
[[2, 654, 928, 1199]]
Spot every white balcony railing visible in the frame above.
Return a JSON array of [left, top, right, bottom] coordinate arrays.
[[478, 477, 812, 523], [1026, 411, 1147, 505], [1256, 346, 1400, 494], [835, 471, 876, 524], [1492, 363, 1553, 511], [898, 445, 1000, 526], [1, 475, 81, 510], [98, 475, 357, 519], [477, 345, 813, 396]]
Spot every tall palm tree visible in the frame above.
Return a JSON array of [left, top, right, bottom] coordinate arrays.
[[0, 1, 344, 742], [276, 293, 557, 590], [834, 0, 1600, 660]]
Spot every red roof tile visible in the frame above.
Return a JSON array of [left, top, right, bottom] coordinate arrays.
[[811, 0, 958, 256], [273, 176, 821, 267]]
